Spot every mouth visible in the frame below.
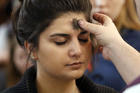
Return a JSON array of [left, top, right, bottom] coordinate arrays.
[[93, 8, 108, 15], [65, 62, 84, 69], [97, 11, 106, 15], [65, 62, 84, 66]]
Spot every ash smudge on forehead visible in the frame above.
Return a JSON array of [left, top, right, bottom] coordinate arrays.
[[72, 18, 81, 30]]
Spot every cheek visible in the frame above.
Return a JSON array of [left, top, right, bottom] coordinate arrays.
[[109, 4, 123, 19], [113, 1, 124, 11], [38, 42, 67, 68]]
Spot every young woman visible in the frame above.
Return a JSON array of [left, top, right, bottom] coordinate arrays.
[[2, 0, 117, 93]]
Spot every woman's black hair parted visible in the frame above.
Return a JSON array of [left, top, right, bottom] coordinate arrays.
[[13, 0, 92, 48]]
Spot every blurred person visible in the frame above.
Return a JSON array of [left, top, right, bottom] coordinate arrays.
[[2, 0, 117, 93], [0, 0, 13, 67], [86, 0, 140, 91], [0, 37, 33, 92]]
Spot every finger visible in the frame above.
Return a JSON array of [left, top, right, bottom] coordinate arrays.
[[93, 13, 112, 26], [78, 20, 103, 34]]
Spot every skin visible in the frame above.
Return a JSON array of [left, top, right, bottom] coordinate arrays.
[[78, 13, 140, 84], [90, 0, 125, 20], [28, 13, 92, 93]]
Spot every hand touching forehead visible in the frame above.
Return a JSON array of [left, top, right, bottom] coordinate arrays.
[[135, 0, 140, 19]]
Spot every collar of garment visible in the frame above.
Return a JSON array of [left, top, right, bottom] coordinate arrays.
[[3, 66, 117, 93]]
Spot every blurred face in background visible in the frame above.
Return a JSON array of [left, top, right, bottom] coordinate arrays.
[[135, 0, 140, 19], [14, 44, 33, 75], [90, 0, 125, 20]]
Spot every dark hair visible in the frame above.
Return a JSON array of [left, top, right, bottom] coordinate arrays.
[[13, 0, 92, 48], [6, 0, 12, 16]]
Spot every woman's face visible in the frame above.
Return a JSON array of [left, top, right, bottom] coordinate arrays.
[[36, 13, 92, 80], [90, 0, 125, 20]]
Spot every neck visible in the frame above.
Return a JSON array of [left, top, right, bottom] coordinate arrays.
[[36, 65, 80, 93]]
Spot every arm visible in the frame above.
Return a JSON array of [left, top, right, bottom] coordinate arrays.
[[78, 13, 140, 84]]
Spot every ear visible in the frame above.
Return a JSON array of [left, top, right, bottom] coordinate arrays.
[[24, 41, 38, 60]]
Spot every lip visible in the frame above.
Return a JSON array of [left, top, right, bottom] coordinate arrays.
[[66, 62, 84, 66], [97, 11, 106, 15], [65, 62, 84, 69], [93, 8, 108, 15]]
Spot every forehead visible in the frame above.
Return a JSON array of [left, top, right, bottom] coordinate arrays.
[[43, 13, 86, 35]]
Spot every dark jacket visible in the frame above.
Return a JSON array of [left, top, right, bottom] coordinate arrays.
[[2, 66, 117, 93]]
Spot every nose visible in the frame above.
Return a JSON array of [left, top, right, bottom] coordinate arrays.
[[94, 0, 107, 7], [68, 39, 82, 59]]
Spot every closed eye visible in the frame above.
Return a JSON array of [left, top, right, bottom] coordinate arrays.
[[78, 32, 89, 43], [79, 38, 88, 43], [55, 40, 67, 45]]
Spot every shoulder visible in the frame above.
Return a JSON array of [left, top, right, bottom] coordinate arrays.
[[1, 76, 28, 93], [93, 83, 118, 93], [2, 85, 27, 93], [2, 66, 37, 93]]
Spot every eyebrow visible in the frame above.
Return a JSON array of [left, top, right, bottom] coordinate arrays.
[[50, 33, 70, 37], [50, 31, 88, 38]]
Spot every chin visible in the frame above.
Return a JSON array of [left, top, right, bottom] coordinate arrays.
[[66, 69, 85, 80]]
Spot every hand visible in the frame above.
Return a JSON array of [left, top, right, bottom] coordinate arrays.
[[78, 13, 124, 60]]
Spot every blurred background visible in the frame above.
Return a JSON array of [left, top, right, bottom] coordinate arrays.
[[0, 0, 140, 92], [0, 0, 33, 92]]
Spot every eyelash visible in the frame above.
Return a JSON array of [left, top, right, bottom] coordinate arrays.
[[55, 39, 88, 45], [55, 41, 67, 45], [79, 39, 88, 43]]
